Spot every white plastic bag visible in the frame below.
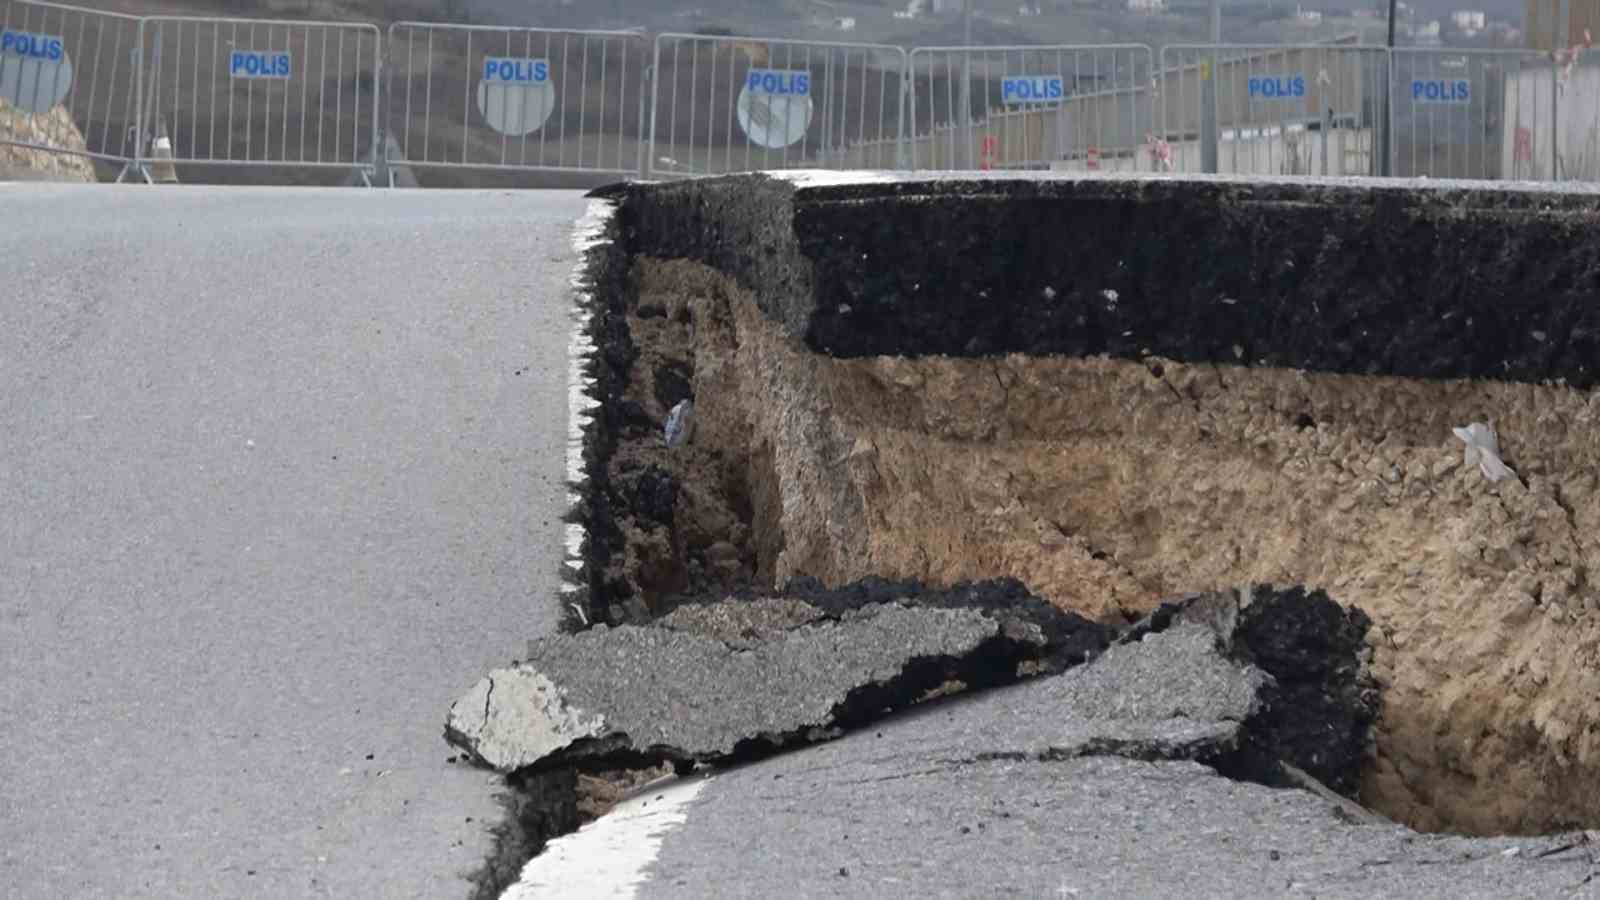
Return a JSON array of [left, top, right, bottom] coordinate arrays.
[[1452, 422, 1516, 483]]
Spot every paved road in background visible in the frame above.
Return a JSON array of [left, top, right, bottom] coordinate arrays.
[[0, 185, 584, 899]]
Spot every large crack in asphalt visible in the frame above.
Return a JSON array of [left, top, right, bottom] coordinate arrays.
[[453, 582, 1383, 897]]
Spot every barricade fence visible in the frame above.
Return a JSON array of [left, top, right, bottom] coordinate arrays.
[[906, 44, 1155, 172], [1, 0, 142, 166], [1389, 48, 1555, 181], [647, 33, 907, 178], [1158, 44, 1387, 177], [138, 17, 381, 171], [385, 22, 647, 176], [8, 0, 1600, 188]]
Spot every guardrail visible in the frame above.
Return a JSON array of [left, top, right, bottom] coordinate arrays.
[[6, 0, 1600, 187], [385, 22, 647, 178], [0, 0, 143, 170]]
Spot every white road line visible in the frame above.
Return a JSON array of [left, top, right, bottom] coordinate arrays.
[[768, 168, 902, 187], [561, 198, 612, 616], [503, 772, 713, 898]]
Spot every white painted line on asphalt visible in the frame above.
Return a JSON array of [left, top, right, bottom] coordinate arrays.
[[504, 772, 713, 899], [561, 199, 612, 612], [769, 169, 903, 187]]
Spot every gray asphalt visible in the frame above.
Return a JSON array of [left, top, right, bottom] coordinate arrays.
[[636, 627, 1600, 899], [0, 184, 585, 899]]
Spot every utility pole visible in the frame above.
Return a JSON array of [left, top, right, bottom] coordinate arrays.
[[1380, 0, 1396, 175], [1200, 0, 1220, 172]]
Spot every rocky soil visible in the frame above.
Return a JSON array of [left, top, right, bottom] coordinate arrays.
[[0, 98, 97, 182]]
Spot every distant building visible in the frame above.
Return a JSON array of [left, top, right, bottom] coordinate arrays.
[[1525, 0, 1600, 49], [833, 16, 856, 30], [1451, 10, 1486, 31], [1295, 5, 1324, 24], [1415, 19, 1443, 43], [1127, 0, 1166, 13], [1487, 20, 1523, 42]]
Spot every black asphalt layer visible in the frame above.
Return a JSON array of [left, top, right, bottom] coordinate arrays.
[[0, 185, 585, 899], [609, 172, 1600, 388]]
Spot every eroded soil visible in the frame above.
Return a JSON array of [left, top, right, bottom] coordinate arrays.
[[601, 254, 1600, 838]]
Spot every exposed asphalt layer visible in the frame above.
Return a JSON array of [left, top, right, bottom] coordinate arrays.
[[608, 172, 1600, 388], [633, 625, 1600, 899], [0, 185, 585, 899]]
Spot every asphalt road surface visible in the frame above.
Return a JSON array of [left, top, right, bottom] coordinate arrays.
[[0, 184, 585, 898], [515, 626, 1600, 899]]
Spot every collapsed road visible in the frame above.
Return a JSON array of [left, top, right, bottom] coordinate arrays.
[[498, 588, 1598, 898], [461, 172, 1600, 897]]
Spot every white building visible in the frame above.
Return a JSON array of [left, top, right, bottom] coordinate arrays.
[[1451, 10, 1486, 32], [1127, 0, 1167, 13], [1295, 5, 1324, 24]]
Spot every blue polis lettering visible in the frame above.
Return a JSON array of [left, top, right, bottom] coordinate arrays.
[[230, 51, 291, 78], [0, 30, 65, 61], [746, 69, 810, 96], [1247, 75, 1306, 99], [1412, 79, 1471, 103], [483, 58, 549, 84], [1001, 76, 1064, 102]]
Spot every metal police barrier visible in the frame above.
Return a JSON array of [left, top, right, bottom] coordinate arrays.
[[907, 44, 1155, 172], [0, 0, 142, 170], [133, 16, 380, 179], [384, 23, 647, 178], [1548, 47, 1600, 182], [1390, 48, 1558, 181], [647, 32, 908, 178], [1160, 44, 1387, 177]]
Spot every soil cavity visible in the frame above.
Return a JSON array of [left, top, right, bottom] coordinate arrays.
[[602, 255, 1600, 838]]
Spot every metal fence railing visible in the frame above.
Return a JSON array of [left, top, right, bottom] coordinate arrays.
[[134, 16, 380, 177], [1389, 48, 1554, 181], [0, 0, 142, 168], [384, 23, 647, 178], [906, 44, 1156, 172], [647, 32, 908, 178], [1160, 44, 1388, 177], [16, 0, 1600, 189], [1548, 48, 1600, 182]]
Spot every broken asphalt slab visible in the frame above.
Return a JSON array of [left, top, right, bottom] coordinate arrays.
[[448, 583, 1371, 795], [515, 608, 1598, 899], [447, 585, 1113, 773], [630, 754, 1600, 900]]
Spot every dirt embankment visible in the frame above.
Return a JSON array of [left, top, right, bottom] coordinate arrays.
[[0, 98, 97, 182], [601, 251, 1600, 838]]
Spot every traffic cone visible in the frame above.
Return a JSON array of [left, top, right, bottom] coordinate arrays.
[[150, 135, 179, 184]]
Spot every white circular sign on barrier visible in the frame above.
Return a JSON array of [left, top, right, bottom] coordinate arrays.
[[476, 56, 556, 137], [736, 87, 812, 150], [0, 39, 74, 114]]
